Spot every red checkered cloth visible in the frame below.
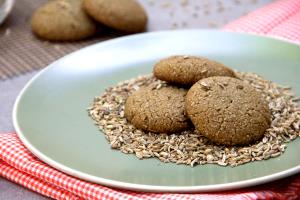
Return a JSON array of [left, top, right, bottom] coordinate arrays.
[[223, 0, 300, 43], [2, 0, 300, 199], [1, 133, 300, 200]]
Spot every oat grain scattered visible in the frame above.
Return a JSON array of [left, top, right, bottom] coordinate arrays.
[[88, 72, 300, 167]]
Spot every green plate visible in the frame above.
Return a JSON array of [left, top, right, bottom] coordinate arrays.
[[13, 30, 300, 192]]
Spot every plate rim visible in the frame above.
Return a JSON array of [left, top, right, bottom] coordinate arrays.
[[13, 29, 300, 192]]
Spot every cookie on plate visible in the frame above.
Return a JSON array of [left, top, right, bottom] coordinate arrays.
[[125, 86, 191, 133], [186, 76, 271, 146], [31, 0, 97, 41], [153, 55, 236, 86], [83, 0, 147, 33]]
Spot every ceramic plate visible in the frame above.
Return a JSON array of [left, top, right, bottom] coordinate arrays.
[[0, 0, 14, 25], [13, 30, 300, 192]]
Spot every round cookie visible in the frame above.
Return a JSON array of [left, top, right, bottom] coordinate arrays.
[[153, 55, 236, 86], [124, 86, 190, 133], [83, 0, 147, 33], [31, 0, 97, 41], [186, 76, 271, 146]]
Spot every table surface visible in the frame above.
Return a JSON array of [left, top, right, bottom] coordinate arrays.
[[0, 0, 274, 199]]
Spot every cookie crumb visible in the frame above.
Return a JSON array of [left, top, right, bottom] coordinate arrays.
[[204, 10, 210, 15], [242, 11, 249, 16], [180, 0, 189, 7], [54, 45, 61, 50], [217, 6, 225, 13], [58, 1, 70, 9], [208, 22, 217, 27], [200, 81, 210, 91], [161, 1, 172, 8], [234, 0, 241, 5], [147, 0, 155, 6], [236, 85, 244, 89], [192, 13, 198, 18], [201, 69, 208, 74], [217, 82, 225, 89], [171, 22, 178, 29]]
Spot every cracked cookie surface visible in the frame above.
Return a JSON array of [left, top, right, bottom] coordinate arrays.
[[125, 86, 191, 133], [153, 55, 236, 86], [186, 76, 271, 145]]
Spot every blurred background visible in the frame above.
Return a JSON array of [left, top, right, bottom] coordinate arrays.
[[0, 0, 274, 80]]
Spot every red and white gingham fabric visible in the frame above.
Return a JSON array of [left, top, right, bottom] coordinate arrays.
[[2, 0, 300, 199], [223, 0, 300, 43], [1, 133, 300, 200]]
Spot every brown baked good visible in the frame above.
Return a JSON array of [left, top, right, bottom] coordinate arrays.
[[31, 0, 97, 41], [153, 55, 236, 86], [124, 86, 190, 133], [83, 0, 147, 33], [186, 76, 271, 146]]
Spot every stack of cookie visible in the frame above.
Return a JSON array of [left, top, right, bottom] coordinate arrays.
[[125, 55, 271, 146], [31, 0, 147, 41]]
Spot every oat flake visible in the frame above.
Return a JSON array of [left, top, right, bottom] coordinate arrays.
[[88, 72, 300, 167]]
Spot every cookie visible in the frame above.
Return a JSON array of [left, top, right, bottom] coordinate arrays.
[[153, 55, 236, 86], [125, 86, 190, 133], [83, 0, 147, 33], [31, 0, 97, 41], [186, 76, 271, 146]]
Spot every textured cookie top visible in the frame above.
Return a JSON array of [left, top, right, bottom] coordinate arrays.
[[125, 86, 191, 133], [153, 55, 236, 86], [83, 0, 147, 33], [31, 0, 97, 41], [186, 76, 271, 146]]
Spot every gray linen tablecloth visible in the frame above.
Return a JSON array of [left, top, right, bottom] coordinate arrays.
[[0, 0, 273, 199]]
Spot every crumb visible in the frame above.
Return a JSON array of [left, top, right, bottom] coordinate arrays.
[[161, 1, 172, 8], [182, 21, 188, 27], [147, 0, 155, 6], [242, 11, 249, 16], [223, 19, 229, 24], [217, 6, 225, 13], [54, 45, 61, 50], [171, 22, 178, 29], [234, 0, 241, 5], [208, 22, 218, 28], [180, 0, 189, 7], [204, 10, 210, 15]]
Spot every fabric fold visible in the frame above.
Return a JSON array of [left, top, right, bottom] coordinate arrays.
[[223, 0, 300, 43], [1, 133, 300, 200]]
